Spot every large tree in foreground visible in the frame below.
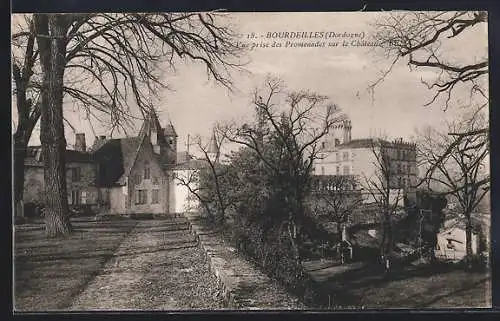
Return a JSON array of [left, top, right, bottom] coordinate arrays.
[[26, 12, 243, 237]]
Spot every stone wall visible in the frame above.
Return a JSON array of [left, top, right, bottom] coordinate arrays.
[[184, 212, 305, 309], [66, 162, 99, 205], [24, 162, 98, 206]]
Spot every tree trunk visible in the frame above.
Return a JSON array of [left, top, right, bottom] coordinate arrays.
[[379, 219, 387, 260], [14, 135, 28, 218], [14, 114, 40, 219], [465, 214, 473, 268], [288, 220, 302, 274], [35, 14, 72, 237], [336, 222, 342, 242]]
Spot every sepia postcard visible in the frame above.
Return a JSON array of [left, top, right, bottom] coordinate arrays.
[[11, 11, 491, 312]]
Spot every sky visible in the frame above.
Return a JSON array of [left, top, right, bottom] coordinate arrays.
[[12, 12, 489, 154]]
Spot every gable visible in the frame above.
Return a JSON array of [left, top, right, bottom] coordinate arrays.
[[124, 137, 168, 183]]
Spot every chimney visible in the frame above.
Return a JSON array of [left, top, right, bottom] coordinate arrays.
[[75, 133, 86, 152]]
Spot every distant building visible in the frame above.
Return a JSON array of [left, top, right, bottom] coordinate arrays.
[[436, 225, 479, 261], [313, 115, 418, 199], [309, 113, 418, 225]]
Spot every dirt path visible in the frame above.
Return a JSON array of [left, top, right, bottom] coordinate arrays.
[[69, 218, 226, 310]]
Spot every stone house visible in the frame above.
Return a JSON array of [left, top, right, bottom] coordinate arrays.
[[23, 144, 99, 212], [21, 111, 202, 216], [91, 112, 179, 215]]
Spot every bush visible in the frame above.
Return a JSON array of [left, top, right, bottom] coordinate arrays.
[[231, 220, 308, 295], [23, 202, 44, 218], [460, 254, 488, 271]]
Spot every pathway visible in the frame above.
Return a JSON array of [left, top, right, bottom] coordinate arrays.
[[70, 217, 226, 310]]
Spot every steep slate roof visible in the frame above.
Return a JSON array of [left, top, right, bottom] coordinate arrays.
[[138, 111, 176, 166], [24, 146, 93, 167], [163, 123, 177, 137], [92, 137, 143, 186], [92, 110, 177, 186]]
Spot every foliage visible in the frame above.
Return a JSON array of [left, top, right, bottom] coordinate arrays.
[[194, 77, 345, 299]]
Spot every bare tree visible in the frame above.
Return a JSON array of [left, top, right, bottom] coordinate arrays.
[[175, 124, 234, 225], [312, 175, 362, 239], [369, 12, 489, 233], [362, 139, 406, 270], [226, 76, 346, 268], [417, 108, 489, 267], [12, 15, 41, 219], [22, 12, 244, 236], [370, 11, 487, 110]]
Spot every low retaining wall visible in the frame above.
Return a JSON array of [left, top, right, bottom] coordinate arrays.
[[183, 212, 305, 310]]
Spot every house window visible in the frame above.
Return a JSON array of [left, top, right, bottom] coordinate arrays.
[[71, 167, 81, 181], [153, 176, 159, 185], [169, 138, 174, 145], [135, 189, 148, 205], [135, 174, 142, 185], [152, 189, 159, 204], [343, 165, 349, 175], [343, 151, 349, 161], [321, 166, 325, 175], [397, 150, 401, 160], [336, 152, 340, 162], [397, 163, 401, 174], [321, 141, 326, 149], [336, 166, 340, 175], [70, 190, 81, 205], [144, 161, 150, 180], [398, 177, 402, 187]]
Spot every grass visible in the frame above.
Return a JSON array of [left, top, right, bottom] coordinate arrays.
[[13, 218, 138, 311], [309, 261, 491, 309]]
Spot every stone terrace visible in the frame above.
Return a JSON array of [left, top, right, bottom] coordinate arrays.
[[184, 212, 305, 310]]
